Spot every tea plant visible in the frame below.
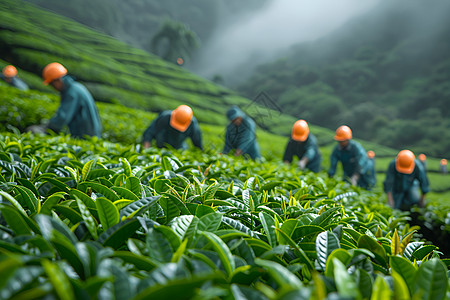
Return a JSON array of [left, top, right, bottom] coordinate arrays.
[[0, 133, 448, 299]]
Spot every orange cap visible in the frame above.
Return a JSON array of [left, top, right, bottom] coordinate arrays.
[[334, 125, 352, 141], [170, 105, 193, 132], [367, 150, 375, 159], [396, 150, 415, 174], [441, 159, 447, 166], [292, 120, 309, 142], [42, 62, 67, 85], [2, 65, 17, 77], [418, 153, 426, 162]]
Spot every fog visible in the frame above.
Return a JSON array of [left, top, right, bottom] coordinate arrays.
[[190, 0, 381, 84]]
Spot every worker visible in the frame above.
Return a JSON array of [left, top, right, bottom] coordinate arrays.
[[42, 62, 102, 138], [367, 150, 377, 188], [223, 106, 260, 160], [1, 65, 29, 91], [142, 104, 202, 150], [283, 120, 321, 172], [440, 159, 448, 174], [328, 125, 371, 189], [418, 153, 427, 170], [383, 150, 429, 210]]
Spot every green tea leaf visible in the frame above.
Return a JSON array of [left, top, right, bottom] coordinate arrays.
[[14, 185, 40, 214], [146, 227, 173, 264], [198, 212, 223, 232], [111, 186, 139, 201], [391, 228, 400, 256], [391, 270, 410, 300], [325, 249, 352, 277], [170, 215, 199, 241], [81, 159, 96, 182], [333, 258, 359, 298], [371, 276, 392, 300], [0, 190, 27, 215], [42, 260, 75, 300], [316, 231, 340, 271], [255, 258, 303, 289], [96, 197, 119, 230], [390, 256, 416, 295], [75, 195, 98, 239], [259, 211, 277, 248], [201, 231, 235, 277], [414, 258, 448, 300], [97, 219, 141, 249]]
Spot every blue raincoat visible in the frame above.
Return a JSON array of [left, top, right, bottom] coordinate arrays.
[[142, 110, 203, 150], [48, 76, 102, 138], [383, 159, 429, 210], [283, 134, 322, 172], [223, 106, 260, 160], [1, 75, 29, 91], [328, 140, 371, 188]]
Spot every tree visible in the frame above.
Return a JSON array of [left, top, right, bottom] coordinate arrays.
[[151, 19, 200, 64]]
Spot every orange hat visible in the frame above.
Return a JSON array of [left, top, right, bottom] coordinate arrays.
[[170, 105, 193, 132], [42, 62, 67, 85], [292, 120, 309, 142], [418, 153, 426, 162], [441, 159, 447, 166], [334, 125, 352, 141], [396, 150, 415, 174], [2, 65, 17, 77], [367, 150, 375, 159]]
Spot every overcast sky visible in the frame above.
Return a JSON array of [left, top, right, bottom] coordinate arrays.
[[190, 0, 381, 83]]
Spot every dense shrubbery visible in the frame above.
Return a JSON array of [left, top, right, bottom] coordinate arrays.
[[0, 133, 448, 299], [0, 85, 154, 145]]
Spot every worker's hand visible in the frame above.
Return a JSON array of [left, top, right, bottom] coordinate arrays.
[[25, 124, 48, 134], [298, 159, 307, 170], [235, 149, 243, 156], [350, 174, 359, 186], [143, 141, 151, 149], [419, 195, 426, 208], [387, 192, 394, 208]]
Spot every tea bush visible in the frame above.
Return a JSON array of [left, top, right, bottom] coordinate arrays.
[[0, 133, 448, 299]]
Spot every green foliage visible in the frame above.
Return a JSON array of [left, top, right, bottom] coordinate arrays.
[[0, 133, 448, 298]]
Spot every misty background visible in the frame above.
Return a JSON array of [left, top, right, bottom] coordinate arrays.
[[190, 0, 381, 84], [25, 0, 450, 156]]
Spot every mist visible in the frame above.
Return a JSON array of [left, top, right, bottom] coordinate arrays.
[[190, 0, 381, 85]]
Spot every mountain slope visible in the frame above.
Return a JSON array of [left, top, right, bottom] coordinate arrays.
[[237, 0, 450, 156], [0, 0, 292, 134], [25, 0, 269, 53]]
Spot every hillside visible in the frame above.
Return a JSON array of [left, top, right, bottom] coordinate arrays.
[[24, 0, 269, 54], [0, 0, 292, 135], [237, 0, 450, 157]]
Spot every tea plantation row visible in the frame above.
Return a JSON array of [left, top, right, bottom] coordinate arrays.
[[0, 133, 448, 299]]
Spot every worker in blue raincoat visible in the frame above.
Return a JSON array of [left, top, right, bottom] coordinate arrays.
[[418, 153, 427, 171], [142, 105, 202, 150], [42, 62, 102, 138], [1, 65, 29, 91], [328, 125, 372, 189], [366, 150, 377, 188], [384, 150, 429, 210], [223, 106, 260, 160], [283, 119, 321, 172]]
